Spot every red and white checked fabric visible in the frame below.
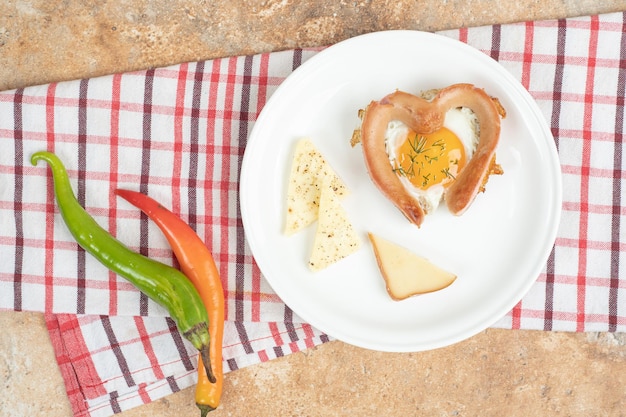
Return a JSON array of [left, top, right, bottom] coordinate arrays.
[[46, 314, 325, 416], [1, 10, 625, 417]]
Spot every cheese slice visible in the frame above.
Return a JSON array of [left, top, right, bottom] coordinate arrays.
[[284, 138, 347, 235], [368, 233, 456, 300], [308, 176, 360, 271]]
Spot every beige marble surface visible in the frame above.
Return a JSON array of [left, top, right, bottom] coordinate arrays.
[[2, 0, 626, 92], [2, 1, 626, 416]]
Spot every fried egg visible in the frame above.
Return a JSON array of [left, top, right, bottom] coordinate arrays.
[[385, 106, 479, 213]]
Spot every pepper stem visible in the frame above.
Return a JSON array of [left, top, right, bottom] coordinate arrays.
[[200, 345, 217, 384], [183, 323, 216, 383], [197, 403, 216, 417]]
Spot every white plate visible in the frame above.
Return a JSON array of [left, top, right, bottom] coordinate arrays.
[[240, 30, 562, 352]]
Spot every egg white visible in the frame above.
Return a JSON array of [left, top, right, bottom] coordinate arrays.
[[385, 107, 479, 214]]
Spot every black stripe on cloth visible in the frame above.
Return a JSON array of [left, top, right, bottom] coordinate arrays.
[[490, 24, 501, 61], [273, 345, 284, 358], [138, 69, 156, 317], [235, 321, 254, 354], [549, 19, 566, 151], [283, 306, 299, 342], [188, 60, 205, 230], [609, 13, 626, 332], [544, 18, 567, 331], [76, 78, 89, 314], [166, 317, 196, 371], [292, 49, 303, 71], [109, 390, 122, 414], [226, 358, 238, 372], [13, 88, 24, 311], [100, 315, 136, 388], [166, 375, 181, 393], [233, 55, 255, 354], [544, 244, 557, 327]]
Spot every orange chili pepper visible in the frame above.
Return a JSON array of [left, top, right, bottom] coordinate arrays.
[[115, 189, 225, 415]]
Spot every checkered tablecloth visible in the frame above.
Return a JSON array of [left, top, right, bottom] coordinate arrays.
[[1, 10, 625, 417]]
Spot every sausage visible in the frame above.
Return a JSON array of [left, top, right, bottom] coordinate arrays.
[[356, 83, 505, 227]]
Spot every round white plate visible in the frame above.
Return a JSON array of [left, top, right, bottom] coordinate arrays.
[[240, 30, 562, 352]]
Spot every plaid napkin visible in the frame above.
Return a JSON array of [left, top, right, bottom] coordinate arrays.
[[1, 10, 625, 417]]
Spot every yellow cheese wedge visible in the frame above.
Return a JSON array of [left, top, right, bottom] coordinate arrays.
[[368, 233, 456, 300], [284, 138, 347, 235], [308, 176, 361, 271]]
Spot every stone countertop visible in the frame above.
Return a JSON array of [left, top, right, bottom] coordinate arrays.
[[3, 0, 626, 92], [2, 1, 626, 416]]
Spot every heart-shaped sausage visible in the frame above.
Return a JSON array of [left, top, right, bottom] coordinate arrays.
[[354, 83, 505, 227]]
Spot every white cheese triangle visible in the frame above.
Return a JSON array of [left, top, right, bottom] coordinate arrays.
[[284, 138, 347, 235], [308, 177, 360, 271], [368, 233, 456, 300]]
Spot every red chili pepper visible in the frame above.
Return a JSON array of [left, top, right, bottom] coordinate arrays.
[[115, 189, 225, 415]]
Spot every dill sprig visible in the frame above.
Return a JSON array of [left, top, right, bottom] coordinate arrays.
[[393, 132, 448, 189]]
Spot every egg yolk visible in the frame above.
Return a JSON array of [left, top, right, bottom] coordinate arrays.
[[393, 127, 467, 190]]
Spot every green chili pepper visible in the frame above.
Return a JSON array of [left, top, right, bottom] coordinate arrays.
[[31, 151, 216, 383]]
